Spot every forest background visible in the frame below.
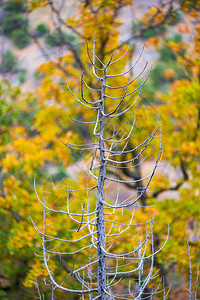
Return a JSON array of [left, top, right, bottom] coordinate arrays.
[[0, 0, 199, 299]]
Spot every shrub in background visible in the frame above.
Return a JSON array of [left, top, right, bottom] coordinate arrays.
[[36, 23, 49, 36], [0, 0, 30, 49], [45, 31, 76, 47], [132, 21, 167, 39], [10, 29, 30, 49], [18, 69, 27, 84], [159, 34, 183, 62], [1, 13, 28, 36], [4, 0, 26, 13], [1, 50, 17, 73], [167, 10, 181, 25], [33, 70, 44, 80], [143, 24, 167, 38]]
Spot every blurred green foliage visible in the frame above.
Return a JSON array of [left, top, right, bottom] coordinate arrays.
[[1, 13, 28, 36], [4, 0, 26, 13], [1, 50, 17, 73], [18, 69, 27, 84], [35, 23, 49, 36], [0, 0, 30, 49], [140, 33, 186, 104], [45, 31, 76, 47], [10, 29, 31, 49], [166, 10, 181, 25], [132, 21, 167, 39]]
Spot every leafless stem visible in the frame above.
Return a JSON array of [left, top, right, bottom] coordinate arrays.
[[33, 31, 164, 299]]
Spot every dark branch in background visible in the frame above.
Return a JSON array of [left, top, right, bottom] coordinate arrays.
[[180, 158, 189, 181], [0, 168, 21, 223], [31, 34, 69, 76], [193, 107, 200, 140], [30, 0, 176, 86], [107, 169, 137, 189], [48, 0, 86, 39], [84, 0, 92, 7], [105, 0, 175, 55], [152, 181, 183, 198], [47, 0, 86, 72], [97, 1, 125, 62], [120, 145, 147, 206]]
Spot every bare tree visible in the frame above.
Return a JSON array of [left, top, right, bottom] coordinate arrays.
[[31, 33, 166, 299]]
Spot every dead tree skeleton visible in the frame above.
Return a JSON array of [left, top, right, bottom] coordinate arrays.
[[31, 34, 167, 299]]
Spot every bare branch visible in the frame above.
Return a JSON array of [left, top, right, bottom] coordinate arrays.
[[33, 32, 165, 300]]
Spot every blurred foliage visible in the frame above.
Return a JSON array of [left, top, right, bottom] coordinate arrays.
[[132, 21, 167, 39], [33, 70, 44, 81], [10, 29, 31, 49], [166, 9, 181, 25], [132, 8, 181, 39], [35, 23, 49, 36], [4, 0, 26, 13], [141, 33, 186, 104], [0, 0, 30, 49], [1, 13, 28, 36], [45, 31, 77, 48], [18, 69, 27, 84], [0, 0, 200, 299], [0, 50, 17, 73]]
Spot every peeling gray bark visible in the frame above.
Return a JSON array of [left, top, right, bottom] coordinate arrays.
[[96, 69, 107, 299]]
